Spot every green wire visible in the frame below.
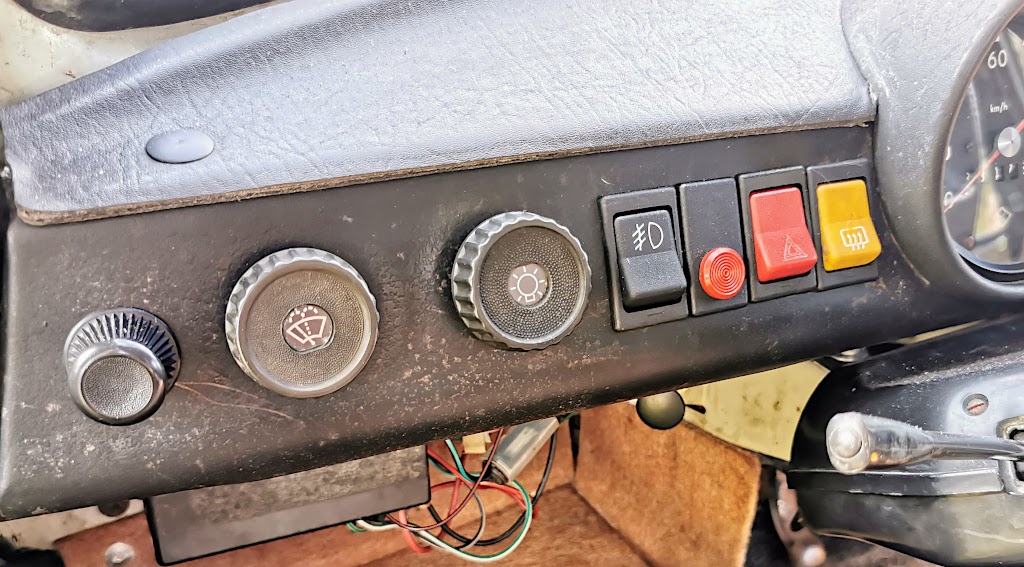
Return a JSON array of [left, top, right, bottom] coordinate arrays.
[[346, 522, 366, 533], [430, 445, 534, 560], [445, 439, 475, 479]]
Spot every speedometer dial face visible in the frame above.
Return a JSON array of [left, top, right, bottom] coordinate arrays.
[[943, 17, 1024, 275]]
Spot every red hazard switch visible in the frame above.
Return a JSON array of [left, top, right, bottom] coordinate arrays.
[[749, 187, 818, 283]]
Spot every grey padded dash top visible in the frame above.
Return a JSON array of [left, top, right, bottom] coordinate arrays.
[[0, 0, 874, 225]]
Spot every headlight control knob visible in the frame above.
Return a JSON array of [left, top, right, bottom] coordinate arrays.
[[65, 308, 180, 425], [225, 248, 378, 398], [452, 212, 591, 350]]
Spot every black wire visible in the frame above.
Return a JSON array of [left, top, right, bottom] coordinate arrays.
[[428, 430, 557, 547], [422, 459, 489, 550]]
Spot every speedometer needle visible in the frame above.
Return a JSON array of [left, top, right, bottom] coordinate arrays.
[[943, 118, 1024, 213]]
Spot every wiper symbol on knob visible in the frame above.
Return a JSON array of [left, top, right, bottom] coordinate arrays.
[[282, 304, 334, 353]]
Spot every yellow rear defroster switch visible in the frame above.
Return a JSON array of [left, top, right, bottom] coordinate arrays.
[[816, 179, 881, 271]]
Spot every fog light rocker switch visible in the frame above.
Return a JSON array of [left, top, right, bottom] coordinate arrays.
[[613, 210, 687, 311]]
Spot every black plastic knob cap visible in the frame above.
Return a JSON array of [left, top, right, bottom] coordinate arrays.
[[65, 308, 180, 425], [636, 391, 687, 430]]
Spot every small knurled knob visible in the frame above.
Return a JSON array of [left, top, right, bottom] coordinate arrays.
[[225, 248, 379, 398], [65, 308, 180, 425], [451, 211, 591, 350]]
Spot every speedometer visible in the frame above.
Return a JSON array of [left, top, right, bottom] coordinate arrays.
[[943, 15, 1024, 275]]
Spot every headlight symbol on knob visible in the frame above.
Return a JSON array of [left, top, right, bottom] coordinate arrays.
[[451, 212, 591, 350]]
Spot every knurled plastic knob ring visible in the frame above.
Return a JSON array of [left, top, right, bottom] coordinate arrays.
[[225, 248, 379, 398], [699, 247, 746, 300]]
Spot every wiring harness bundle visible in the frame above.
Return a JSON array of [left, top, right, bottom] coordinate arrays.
[[347, 416, 565, 563]]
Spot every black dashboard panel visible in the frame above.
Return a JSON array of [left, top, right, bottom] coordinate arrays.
[[1, 126, 1016, 518]]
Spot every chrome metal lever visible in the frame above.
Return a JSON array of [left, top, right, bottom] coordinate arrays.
[[825, 412, 1024, 474]]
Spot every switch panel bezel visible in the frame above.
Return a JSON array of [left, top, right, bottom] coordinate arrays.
[[738, 166, 818, 302], [806, 159, 881, 290], [599, 187, 689, 331], [679, 178, 750, 316]]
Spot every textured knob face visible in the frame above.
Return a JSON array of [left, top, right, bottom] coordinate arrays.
[[65, 309, 180, 425], [225, 248, 378, 398], [451, 212, 591, 350]]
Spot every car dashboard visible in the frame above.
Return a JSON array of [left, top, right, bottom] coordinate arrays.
[[0, 0, 1023, 530]]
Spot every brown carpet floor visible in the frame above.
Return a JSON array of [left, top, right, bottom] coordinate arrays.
[[365, 487, 650, 567], [575, 403, 762, 567]]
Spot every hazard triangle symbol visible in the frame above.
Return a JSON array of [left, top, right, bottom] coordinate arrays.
[[782, 235, 808, 261]]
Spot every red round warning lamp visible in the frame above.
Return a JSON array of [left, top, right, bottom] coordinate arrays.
[[699, 247, 746, 300]]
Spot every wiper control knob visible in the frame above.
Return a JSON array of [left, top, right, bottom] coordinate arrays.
[[225, 248, 378, 398]]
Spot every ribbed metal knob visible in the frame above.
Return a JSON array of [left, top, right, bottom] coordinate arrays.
[[452, 212, 591, 350], [225, 248, 378, 398], [65, 308, 180, 425]]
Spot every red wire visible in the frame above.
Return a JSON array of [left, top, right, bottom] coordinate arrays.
[[447, 477, 461, 516], [391, 436, 538, 551], [430, 480, 528, 512], [426, 448, 462, 474], [426, 448, 526, 506], [397, 510, 431, 553]]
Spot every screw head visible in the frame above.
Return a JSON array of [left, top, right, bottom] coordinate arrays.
[[963, 393, 989, 416], [828, 425, 864, 459], [105, 542, 135, 567], [800, 544, 827, 567]]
